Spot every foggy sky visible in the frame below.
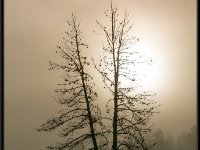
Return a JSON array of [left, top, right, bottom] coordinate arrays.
[[5, 0, 196, 149]]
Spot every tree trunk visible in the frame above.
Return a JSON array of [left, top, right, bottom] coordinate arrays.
[[76, 34, 98, 150]]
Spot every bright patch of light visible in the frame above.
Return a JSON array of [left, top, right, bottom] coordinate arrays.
[[119, 47, 161, 92], [136, 60, 159, 90]]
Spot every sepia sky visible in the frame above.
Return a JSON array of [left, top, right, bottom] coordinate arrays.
[[5, 0, 196, 150]]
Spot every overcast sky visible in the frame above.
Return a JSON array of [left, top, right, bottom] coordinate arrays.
[[5, 0, 196, 149]]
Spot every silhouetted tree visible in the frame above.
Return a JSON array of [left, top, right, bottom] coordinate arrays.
[[38, 14, 107, 150], [93, 3, 158, 150]]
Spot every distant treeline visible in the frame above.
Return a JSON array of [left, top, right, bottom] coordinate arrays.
[[146, 125, 197, 150]]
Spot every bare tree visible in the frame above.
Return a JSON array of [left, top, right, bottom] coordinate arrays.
[[93, 3, 159, 150], [38, 14, 107, 150]]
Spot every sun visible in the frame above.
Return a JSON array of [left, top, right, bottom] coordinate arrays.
[[132, 39, 162, 91], [119, 46, 161, 92], [136, 60, 160, 90]]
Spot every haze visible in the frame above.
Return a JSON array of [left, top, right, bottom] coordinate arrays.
[[5, 0, 196, 149]]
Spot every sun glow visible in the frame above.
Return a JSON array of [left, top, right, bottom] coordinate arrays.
[[136, 60, 160, 90], [119, 47, 161, 92]]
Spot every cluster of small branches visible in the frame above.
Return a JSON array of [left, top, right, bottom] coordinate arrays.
[[93, 3, 159, 150], [38, 14, 107, 150]]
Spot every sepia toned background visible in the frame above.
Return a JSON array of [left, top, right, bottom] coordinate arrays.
[[5, 0, 196, 149]]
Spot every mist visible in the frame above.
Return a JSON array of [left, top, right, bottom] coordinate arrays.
[[148, 125, 197, 150], [5, 0, 196, 149]]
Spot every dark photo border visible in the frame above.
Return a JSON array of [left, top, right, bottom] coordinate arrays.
[[1, 0, 4, 150]]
